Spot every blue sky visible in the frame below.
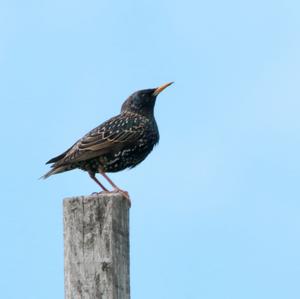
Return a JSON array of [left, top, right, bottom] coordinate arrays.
[[1, 0, 300, 298]]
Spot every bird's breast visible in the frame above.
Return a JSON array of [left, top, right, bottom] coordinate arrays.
[[101, 122, 159, 172]]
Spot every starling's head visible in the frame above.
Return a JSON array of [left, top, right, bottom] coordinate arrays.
[[121, 82, 173, 116]]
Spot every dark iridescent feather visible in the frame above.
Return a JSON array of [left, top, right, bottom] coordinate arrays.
[[42, 83, 172, 182]]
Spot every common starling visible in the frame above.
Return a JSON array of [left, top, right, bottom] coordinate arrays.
[[42, 82, 173, 201]]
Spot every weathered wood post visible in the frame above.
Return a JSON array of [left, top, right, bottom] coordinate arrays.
[[64, 193, 130, 299]]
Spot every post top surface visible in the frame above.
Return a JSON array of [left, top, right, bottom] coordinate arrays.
[[63, 192, 130, 208]]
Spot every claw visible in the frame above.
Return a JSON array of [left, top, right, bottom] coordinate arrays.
[[90, 191, 107, 196]]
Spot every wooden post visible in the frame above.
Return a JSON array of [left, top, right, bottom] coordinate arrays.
[[63, 193, 130, 299]]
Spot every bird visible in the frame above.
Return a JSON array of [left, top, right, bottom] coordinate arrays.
[[42, 82, 173, 203]]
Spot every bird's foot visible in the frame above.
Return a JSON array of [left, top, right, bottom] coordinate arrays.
[[90, 190, 131, 206], [112, 189, 131, 207], [90, 191, 107, 196]]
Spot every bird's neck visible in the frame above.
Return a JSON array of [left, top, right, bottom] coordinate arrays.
[[123, 109, 155, 119]]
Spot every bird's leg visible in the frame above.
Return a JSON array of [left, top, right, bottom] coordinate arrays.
[[88, 171, 109, 192], [99, 171, 120, 190], [98, 169, 131, 205]]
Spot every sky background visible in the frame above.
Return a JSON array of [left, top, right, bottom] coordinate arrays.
[[0, 0, 300, 298]]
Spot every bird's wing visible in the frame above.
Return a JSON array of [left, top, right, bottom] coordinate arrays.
[[52, 114, 146, 166]]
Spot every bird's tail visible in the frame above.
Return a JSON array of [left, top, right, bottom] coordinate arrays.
[[40, 165, 69, 179]]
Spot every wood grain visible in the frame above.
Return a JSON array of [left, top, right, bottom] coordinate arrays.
[[64, 193, 130, 299]]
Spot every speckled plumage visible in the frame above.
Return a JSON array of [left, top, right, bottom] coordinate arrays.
[[49, 112, 159, 174], [42, 82, 172, 195]]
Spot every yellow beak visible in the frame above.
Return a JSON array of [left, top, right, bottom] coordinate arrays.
[[153, 82, 174, 96]]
